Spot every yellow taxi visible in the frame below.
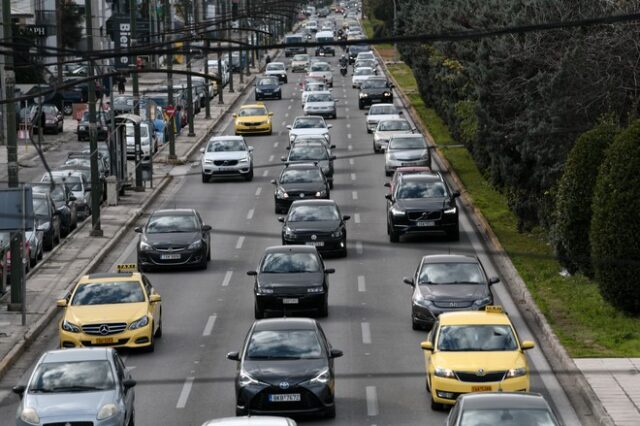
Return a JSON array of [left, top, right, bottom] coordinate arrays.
[[57, 264, 162, 352], [420, 306, 534, 410], [233, 102, 274, 135]]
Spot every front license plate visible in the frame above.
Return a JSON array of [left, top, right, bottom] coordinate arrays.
[[471, 385, 493, 392], [269, 393, 301, 402], [417, 221, 435, 227], [282, 298, 299, 304], [306, 241, 325, 247], [95, 337, 114, 344], [160, 254, 181, 260]]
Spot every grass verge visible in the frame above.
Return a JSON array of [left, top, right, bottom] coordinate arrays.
[[374, 47, 640, 357]]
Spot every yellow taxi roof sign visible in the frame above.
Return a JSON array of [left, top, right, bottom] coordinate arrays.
[[484, 305, 504, 314], [117, 264, 138, 273]]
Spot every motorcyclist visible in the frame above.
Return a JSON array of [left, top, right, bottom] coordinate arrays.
[[339, 54, 348, 68]]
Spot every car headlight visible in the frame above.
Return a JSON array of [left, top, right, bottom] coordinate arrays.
[[414, 292, 434, 307], [257, 286, 274, 295], [238, 157, 249, 163], [383, 91, 391, 96], [203, 159, 214, 164], [276, 187, 289, 198], [188, 240, 203, 249], [390, 206, 405, 216], [284, 226, 295, 237], [62, 320, 81, 333], [139, 240, 153, 251], [239, 369, 266, 387], [310, 367, 330, 384], [19, 407, 39, 425], [281, 73, 286, 78], [359, 92, 368, 97], [444, 207, 457, 215], [387, 154, 397, 161], [331, 228, 343, 238], [473, 296, 492, 307], [79, 125, 87, 131], [129, 315, 149, 330], [315, 190, 327, 197], [506, 367, 527, 378], [255, 88, 263, 93], [97, 403, 119, 420], [434, 367, 456, 378]]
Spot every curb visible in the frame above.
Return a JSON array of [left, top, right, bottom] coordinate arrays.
[[374, 51, 614, 426]]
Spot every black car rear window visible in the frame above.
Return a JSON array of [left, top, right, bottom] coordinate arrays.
[[260, 252, 321, 273], [246, 330, 323, 360]]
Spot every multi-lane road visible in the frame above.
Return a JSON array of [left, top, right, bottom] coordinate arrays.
[[0, 50, 580, 425]]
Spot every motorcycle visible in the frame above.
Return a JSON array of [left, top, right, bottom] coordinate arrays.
[[340, 64, 348, 76]]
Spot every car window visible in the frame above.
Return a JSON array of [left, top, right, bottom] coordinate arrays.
[[71, 281, 146, 305], [258, 78, 278, 86], [289, 146, 328, 161], [267, 63, 285, 71], [280, 169, 324, 183], [311, 64, 331, 72], [388, 137, 427, 150], [146, 214, 199, 233], [459, 409, 557, 426], [260, 252, 321, 273], [370, 105, 398, 115], [293, 55, 308, 61], [207, 139, 246, 152], [246, 330, 323, 360], [29, 361, 115, 393], [396, 181, 446, 199], [288, 205, 340, 221], [361, 79, 387, 89], [126, 124, 149, 138], [32, 198, 50, 216], [307, 93, 333, 102], [293, 117, 325, 129], [354, 68, 373, 76], [437, 325, 518, 351], [379, 120, 411, 131], [238, 107, 267, 116], [419, 263, 484, 285]]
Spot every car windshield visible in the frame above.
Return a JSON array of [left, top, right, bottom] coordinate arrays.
[[33, 185, 64, 202], [307, 93, 333, 102], [419, 263, 484, 285], [207, 139, 246, 152], [355, 68, 374, 76], [358, 53, 374, 60], [437, 325, 518, 351], [238, 107, 267, 117], [267, 63, 285, 71], [305, 83, 325, 92], [43, 174, 83, 192], [289, 146, 328, 161], [247, 330, 323, 360], [32, 198, 49, 216], [459, 409, 556, 426], [293, 54, 308, 61], [29, 361, 115, 393], [146, 214, 199, 233], [258, 78, 278, 86], [280, 169, 324, 183], [379, 120, 411, 131], [261, 252, 321, 273], [288, 205, 340, 221], [126, 124, 149, 138], [311, 64, 331, 72], [65, 158, 91, 168], [71, 281, 145, 305], [396, 181, 446, 199], [350, 45, 368, 54], [389, 137, 427, 150], [293, 117, 325, 129], [370, 105, 398, 115], [362, 79, 387, 89]]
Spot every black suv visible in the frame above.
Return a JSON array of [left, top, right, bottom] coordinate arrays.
[[403, 254, 499, 330], [359, 77, 394, 109], [76, 111, 110, 141], [279, 200, 350, 257], [271, 163, 330, 214], [254, 76, 282, 100], [248, 245, 335, 318], [386, 173, 460, 242]]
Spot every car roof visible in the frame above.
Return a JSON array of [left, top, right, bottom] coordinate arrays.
[[290, 199, 337, 208], [202, 417, 295, 426], [421, 254, 479, 264], [240, 103, 267, 109], [79, 272, 142, 283], [458, 392, 550, 410], [291, 142, 326, 149], [438, 309, 512, 326], [209, 135, 244, 142], [398, 173, 441, 184], [370, 103, 396, 109], [306, 90, 332, 95], [253, 317, 318, 331], [263, 245, 319, 254], [150, 208, 197, 216], [41, 347, 112, 363]]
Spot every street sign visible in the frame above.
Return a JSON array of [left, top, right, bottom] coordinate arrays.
[[0, 188, 34, 231], [165, 105, 176, 118]]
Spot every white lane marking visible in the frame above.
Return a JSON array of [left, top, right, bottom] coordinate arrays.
[[285, 112, 289, 118], [352, 191, 358, 200], [255, 187, 262, 196], [345, 108, 350, 113], [349, 159, 354, 165], [361, 322, 372, 344], [346, 123, 351, 129], [288, 105, 292, 110], [356, 241, 363, 254], [354, 213, 361, 223], [222, 270, 233, 287], [346, 115, 350, 120], [358, 275, 366, 292], [281, 121, 286, 126], [274, 141, 279, 148], [366, 386, 379, 416], [344, 100, 349, 105], [202, 314, 217, 336], [235, 236, 245, 249], [262, 169, 269, 177], [290, 98, 294, 102], [351, 173, 356, 181], [176, 377, 195, 409], [268, 154, 274, 162], [246, 209, 255, 220], [348, 134, 352, 140]]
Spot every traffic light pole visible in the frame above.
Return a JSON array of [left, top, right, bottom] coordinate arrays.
[[130, 0, 144, 191]]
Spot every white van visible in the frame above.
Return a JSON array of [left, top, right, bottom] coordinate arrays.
[[315, 31, 336, 56], [206, 59, 230, 87], [306, 6, 316, 16]]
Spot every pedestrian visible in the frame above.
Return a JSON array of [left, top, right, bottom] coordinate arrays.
[[265, 54, 272, 65], [117, 75, 126, 94]]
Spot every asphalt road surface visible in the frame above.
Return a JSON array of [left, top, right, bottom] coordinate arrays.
[[0, 50, 580, 426]]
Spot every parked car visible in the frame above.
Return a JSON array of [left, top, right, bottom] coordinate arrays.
[[32, 183, 78, 237], [76, 111, 110, 141], [29, 104, 64, 134], [41, 170, 91, 220], [32, 192, 61, 250]]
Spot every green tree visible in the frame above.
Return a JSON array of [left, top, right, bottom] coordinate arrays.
[[554, 119, 618, 276], [59, 0, 84, 49], [590, 120, 640, 313]]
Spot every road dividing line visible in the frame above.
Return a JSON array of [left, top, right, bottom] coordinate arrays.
[[348, 144, 353, 151], [352, 191, 358, 200], [346, 123, 351, 129], [356, 241, 364, 254], [255, 187, 262, 196], [351, 173, 356, 181], [358, 275, 366, 292], [290, 98, 294, 102], [246, 209, 255, 220], [354, 213, 361, 223], [202, 314, 217, 336], [361, 322, 372, 344], [274, 141, 279, 148], [176, 377, 195, 409], [222, 270, 233, 287], [262, 170, 269, 177], [349, 159, 355, 165], [268, 154, 274, 162], [347, 134, 352, 139], [346, 107, 350, 113], [235, 236, 245, 249], [285, 112, 289, 118], [344, 100, 348, 105], [365, 386, 379, 416]]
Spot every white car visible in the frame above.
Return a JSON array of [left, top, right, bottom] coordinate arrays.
[[308, 62, 334, 87], [373, 119, 415, 153], [287, 115, 333, 144], [200, 136, 254, 182], [301, 81, 329, 104], [356, 51, 378, 65], [290, 54, 310, 72], [125, 121, 156, 160], [265, 62, 288, 83], [385, 134, 431, 176], [41, 171, 91, 219], [352, 67, 376, 88], [366, 103, 403, 133], [303, 91, 338, 119], [202, 417, 296, 426]]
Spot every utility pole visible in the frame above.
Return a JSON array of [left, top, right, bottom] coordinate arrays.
[[130, 0, 144, 191], [217, 0, 224, 104], [165, 0, 176, 159], [2, 0, 25, 311], [227, 0, 234, 93], [184, 0, 196, 137], [85, 0, 103, 236], [56, 0, 63, 83]]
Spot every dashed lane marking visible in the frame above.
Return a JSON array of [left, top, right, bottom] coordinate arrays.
[[356, 241, 363, 254], [352, 191, 358, 200], [255, 187, 262, 196], [351, 173, 356, 181], [235, 236, 245, 249], [246, 209, 255, 220], [366, 386, 379, 416], [202, 314, 217, 336], [176, 377, 195, 409], [222, 270, 233, 287], [361, 322, 372, 344], [354, 213, 361, 223], [358, 276, 366, 292]]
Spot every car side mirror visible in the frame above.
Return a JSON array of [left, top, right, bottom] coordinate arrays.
[[134, 226, 142, 233], [277, 217, 285, 223], [325, 268, 335, 274], [12, 385, 26, 397], [521, 341, 535, 351], [420, 341, 433, 351], [398, 110, 403, 115], [330, 144, 336, 149], [202, 225, 213, 232], [383, 182, 390, 188], [123, 378, 137, 389], [227, 351, 240, 361], [342, 215, 350, 221], [330, 155, 337, 160], [56, 299, 68, 308], [327, 124, 333, 129], [269, 112, 274, 116], [149, 294, 162, 303], [285, 146, 291, 150], [270, 179, 277, 185], [385, 193, 392, 200], [488, 277, 500, 285], [200, 148, 205, 154], [403, 277, 414, 286], [452, 191, 461, 198], [330, 349, 343, 358], [280, 157, 287, 162], [286, 125, 292, 130], [248, 146, 254, 152], [247, 270, 258, 276]]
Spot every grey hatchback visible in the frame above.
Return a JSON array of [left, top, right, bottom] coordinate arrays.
[[13, 348, 136, 426]]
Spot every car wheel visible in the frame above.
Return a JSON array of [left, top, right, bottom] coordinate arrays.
[[244, 169, 254, 181], [254, 302, 264, 319], [448, 225, 460, 242], [201, 173, 208, 183], [373, 143, 380, 153], [385, 169, 393, 177], [278, 94, 282, 100], [319, 295, 329, 318], [329, 180, 334, 189], [325, 404, 336, 419], [200, 256, 208, 270], [155, 311, 163, 338], [236, 407, 247, 416], [430, 396, 443, 412], [367, 128, 372, 134], [389, 223, 400, 243]]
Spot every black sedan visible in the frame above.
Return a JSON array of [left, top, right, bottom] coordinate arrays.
[[76, 111, 110, 141], [32, 183, 78, 237], [279, 200, 350, 257], [272, 163, 330, 214], [358, 77, 394, 109], [32, 193, 61, 251], [386, 173, 460, 242], [403, 254, 499, 330], [227, 318, 343, 418], [255, 76, 282, 101], [248, 245, 335, 318], [135, 209, 212, 271]]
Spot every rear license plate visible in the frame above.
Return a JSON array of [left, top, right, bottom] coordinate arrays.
[[95, 337, 114, 344], [417, 221, 435, 227], [471, 385, 493, 392], [160, 254, 181, 260], [269, 393, 301, 402], [283, 298, 299, 304], [306, 241, 325, 247]]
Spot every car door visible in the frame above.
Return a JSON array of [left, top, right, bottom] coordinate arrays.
[[195, 211, 211, 249], [142, 276, 160, 331], [113, 352, 134, 423], [425, 321, 439, 384]]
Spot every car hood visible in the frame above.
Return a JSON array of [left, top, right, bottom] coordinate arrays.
[[144, 231, 200, 247], [304, 101, 335, 108], [24, 389, 117, 418], [394, 198, 449, 211], [203, 151, 249, 162], [368, 114, 401, 123], [375, 130, 413, 140], [65, 302, 148, 325], [353, 74, 374, 80], [257, 271, 324, 288], [236, 115, 269, 123], [243, 359, 328, 386], [286, 220, 340, 233], [419, 284, 488, 300], [289, 128, 329, 137], [430, 351, 526, 372], [280, 183, 326, 193], [387, 149, 429, 160]]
